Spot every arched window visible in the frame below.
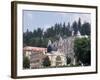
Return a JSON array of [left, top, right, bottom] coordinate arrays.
[[66, 56, 71, 64], [56, 56, 61, 61], [56, 56, 62, 66]]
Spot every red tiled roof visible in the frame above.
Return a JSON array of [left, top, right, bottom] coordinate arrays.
[[23, 46, 47, 52]]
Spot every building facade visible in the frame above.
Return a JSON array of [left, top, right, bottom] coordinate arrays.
[[23, 30, 88, 68], [23, 46, 47, 69]]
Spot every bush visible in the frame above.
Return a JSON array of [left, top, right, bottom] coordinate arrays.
[[23, 56, 30, 69], [43, 56, 51, 67]]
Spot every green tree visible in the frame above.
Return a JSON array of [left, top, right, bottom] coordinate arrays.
[[36, 28, 43, 37], [62, 22, 67, 36], [23, 29, 33, 46], [74, 37, 91, 66], [46, 27, 55, 37], [23, 56, 30, 69], [72, 21, 78, 35], [81, 22, 91, 35], [43, 56, 51, 67], [78, 18, 82, 33], [66, 22, 72, 36]]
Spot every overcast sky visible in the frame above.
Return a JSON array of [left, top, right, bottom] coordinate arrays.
[[23, 10, 91, 32]]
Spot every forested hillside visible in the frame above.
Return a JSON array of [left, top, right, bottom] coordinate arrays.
[[23, 18, 90, 47]]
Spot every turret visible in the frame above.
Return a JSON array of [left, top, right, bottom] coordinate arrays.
[[72, 30, 74, 36], [76, 30, 82, 38], [47, 40, 52, 53], [77, 30, 81, 36]]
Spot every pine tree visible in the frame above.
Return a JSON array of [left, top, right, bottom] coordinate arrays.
[[78, 18, 81, 33]]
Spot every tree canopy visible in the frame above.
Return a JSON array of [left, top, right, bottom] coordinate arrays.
[[23, 18, 91, 47], [74, 37, 91, 66]]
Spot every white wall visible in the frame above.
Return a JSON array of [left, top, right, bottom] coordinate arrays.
[[0, 0, 99, 80]]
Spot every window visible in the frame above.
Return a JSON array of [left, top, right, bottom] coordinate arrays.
[[56, 56, 62, 66]]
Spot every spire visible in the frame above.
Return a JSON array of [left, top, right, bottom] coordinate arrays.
[[47, 40, 52, 46], [47, 40, 52, 53], [58, 36, 63, 48], [77, 30, 81, 36], [59, 36, 63, 42], [72, 30, 74, 36]]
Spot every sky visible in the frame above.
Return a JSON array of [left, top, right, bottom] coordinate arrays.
[[23, 10, 91, 32]]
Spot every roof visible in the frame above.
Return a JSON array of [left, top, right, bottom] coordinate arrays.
[[23, 46, 47, 52]]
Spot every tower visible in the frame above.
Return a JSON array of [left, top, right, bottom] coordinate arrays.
[[76, 30, 82, 38], [77, 30, 81, 36], [72, 30, 74, 36], [47, 40, 52, 53], [58, 37, 64, 53]]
